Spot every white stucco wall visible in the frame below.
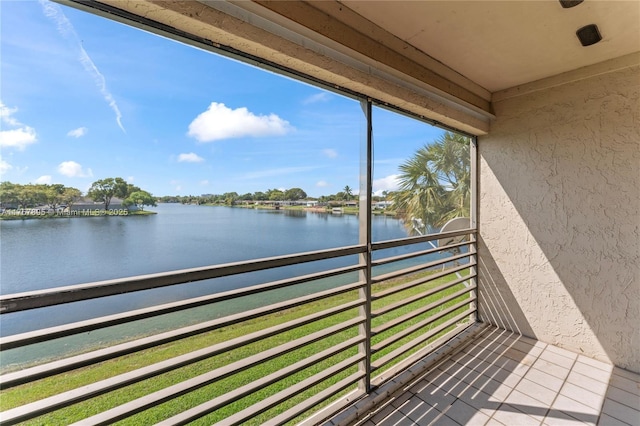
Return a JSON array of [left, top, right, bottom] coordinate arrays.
[[478, 63, 640, 372]]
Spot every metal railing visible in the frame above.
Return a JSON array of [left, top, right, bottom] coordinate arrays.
[[0, 228, 476, 425]]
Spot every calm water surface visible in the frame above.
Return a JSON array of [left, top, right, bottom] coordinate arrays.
[[1, 203, 406, 294], [1, 204, 415, 364]]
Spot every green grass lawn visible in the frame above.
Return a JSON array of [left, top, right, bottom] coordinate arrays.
[[1, 267, 474, 425]]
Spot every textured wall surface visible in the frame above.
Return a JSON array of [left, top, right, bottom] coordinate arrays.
[[478, 64, 640, 372]]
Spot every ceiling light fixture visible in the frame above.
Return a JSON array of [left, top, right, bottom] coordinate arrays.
[[576, 24, 602, 46], [559, 0, 584, 8]]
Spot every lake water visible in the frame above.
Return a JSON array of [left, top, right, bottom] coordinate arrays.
[[1, 204, 422, 368]]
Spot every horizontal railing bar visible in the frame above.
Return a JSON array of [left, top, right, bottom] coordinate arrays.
[[372, 262, 472, 300], [0, 263, 364, 350], [265, 372, 364, 426], [0, 244, 366, 314], [216, 358, 364, 426], [371, 252, 471, 283], [371, 228, 475, 251], [64, 318, 364, 426], [372, 296, 476, 353], [372, 308, 475, 371], [156, 338, 364, 425], [372, 275, 474, 318], [372, 241, 470, 267], [1, 312, 362, 422], [373, 283, 476, 334], [1, 284, 365, 388], [1, 296, 362, 389]]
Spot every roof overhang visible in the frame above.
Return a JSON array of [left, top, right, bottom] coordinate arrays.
[[59, 0, 640, 136]]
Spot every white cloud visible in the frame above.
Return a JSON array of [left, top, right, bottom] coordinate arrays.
[[57, 161, 93, 178], [316, 180, 329, 188], [373, 174, 400, 195], [322, 149, 338, 159], [302, 92, 331, 105], [34, 175, 52, 184], [40, 1, 125, 133], [0, 102, 20, 126], [0, 101, 38, 150], [177, 152, 205, 163], [67, 127, 88, 138], [200, 180, 210, 186], [127, 176, 135, 183], [0, 159, 13, 174], [187, 102, 292, 142], [0, 128, 37, 150]]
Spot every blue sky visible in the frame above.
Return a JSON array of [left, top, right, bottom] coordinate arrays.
[[0, 0, 445, 198]]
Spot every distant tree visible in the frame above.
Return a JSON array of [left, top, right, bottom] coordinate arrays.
[[0, 182, 20, 208], [16, 185, 43, 209], [343, 185, 353, 201], [62, 187, 82, 211], [253, 191, 267, 201], [222, 192, 238, 206], [87, 177, 128, 210], [267, 189, 284, 201], [123, 190, 157, 211], [44, 184, 67, 209], [284, 187, 307, 201], [125, 183, 141, 198]]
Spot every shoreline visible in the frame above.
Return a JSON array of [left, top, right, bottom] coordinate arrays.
[[0, 209, 157, 220]]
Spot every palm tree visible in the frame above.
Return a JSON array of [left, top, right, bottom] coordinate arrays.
[[343, 185, 353, 201], [392, 132, 470, 235]]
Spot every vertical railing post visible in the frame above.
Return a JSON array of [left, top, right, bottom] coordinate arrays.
[[358, 98, 373, 392], [469, 136, 479, 322]]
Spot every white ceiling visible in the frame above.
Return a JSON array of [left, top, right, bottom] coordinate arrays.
[[341, 0, 640, 92]]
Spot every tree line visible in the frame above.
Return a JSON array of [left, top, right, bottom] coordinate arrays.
[[0, 178, 156, 211], [156, 185, 368, 206], [1, 132, 470, 227]]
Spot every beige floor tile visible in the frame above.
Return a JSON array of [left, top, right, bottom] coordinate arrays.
[[397, 395, 441, 418], [571, 362, 613, 383], [415, 383, 457, 410], [543, 409, 592, 426], [525, 367, 566, 392], [337, 328, 640, 426], [544, 345, 579, 361], [430, 414, 462, 426], [560, 382, 606, 410], [457, 386, 501, 411], [551, 395, 600, 424], [611, 367, 640, 382], [539, 349, 577, 369], [516, 378, 560, 405], [609, 373, 640, 398], [604, 385, 639, 409], [600, 398, 640, 425], [445, 399, 491, 425], [492, 403, 542, 426], [566, 370, 609, 396], [574, 355, 612, 372], [597, 413, 631, 426], [533, 358, 572, 380]]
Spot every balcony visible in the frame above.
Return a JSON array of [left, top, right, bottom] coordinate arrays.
[[330, 326, 640, 426], [1, 229, 479, 425], [1, 0, 638, 425]]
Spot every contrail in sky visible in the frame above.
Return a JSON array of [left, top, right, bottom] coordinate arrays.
[[39, 0, 126, 133]]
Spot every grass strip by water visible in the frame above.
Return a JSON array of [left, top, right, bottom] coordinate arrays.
[[0, 268, 473, 425]]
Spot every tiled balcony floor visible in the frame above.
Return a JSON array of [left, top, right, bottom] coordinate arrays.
[[347, 327, 640, 426]]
